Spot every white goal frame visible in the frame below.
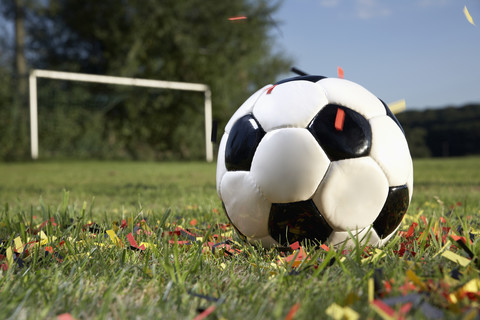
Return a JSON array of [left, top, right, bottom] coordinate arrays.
[[29, 69, 213, 162]]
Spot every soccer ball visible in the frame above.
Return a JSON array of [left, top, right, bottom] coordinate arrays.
[[216, 75, 413, 248]]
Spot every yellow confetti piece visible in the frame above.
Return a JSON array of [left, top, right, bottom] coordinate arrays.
[[387, 99, 406, 114], [14, 237, 24, 252], [39, 231, 57, 245], [219, 263, 227, 270], [462, 278, 480, 292], [368, 278, 374, 302], [449, 278, 480, 305], [449, 292, 458, 304], [106, 229, 121, 246], [6, 247, 14, 266], [138, 242, 152, 249], [441, 250, 471, 267], [326, 303, 359, 320], [464, 6, 476, 26], [406, 269, 427, 290]]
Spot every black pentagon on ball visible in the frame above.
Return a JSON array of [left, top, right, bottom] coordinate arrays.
[[373, 184, 410, 239], [268, 200, 333, 246], [275, 75, 327, 85], [308, 104, 372, 161], [225, 114, 266, 171]]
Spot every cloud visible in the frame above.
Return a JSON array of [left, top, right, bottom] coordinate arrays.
[[355, 0, 391, 19]]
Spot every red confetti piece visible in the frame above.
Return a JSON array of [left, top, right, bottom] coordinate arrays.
[[371, 299, 396, 318], [405, 222, 418, 238], [334, 108, 346, 131], [337, 66, 344, 79], [290, 241, 300, 250], [451, 234, 468, 244], [399, 302, 413, 317], [127, 232, 145, 250], [57, 313, 75, 320], [383, 279, 393, 294], [266, 85, 277, 94], [189, 219, 198, 226], [228, 16, 248, 21], [320, 244, 330, 251], [193, 305, 216, 320], [284, 303, 300, 320]]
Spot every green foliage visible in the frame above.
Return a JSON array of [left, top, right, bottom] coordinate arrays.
[[0, 0, 292, 160], [0, 66, 30, 160]]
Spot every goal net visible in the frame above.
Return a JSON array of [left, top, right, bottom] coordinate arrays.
[[29, 69, 213, 161]]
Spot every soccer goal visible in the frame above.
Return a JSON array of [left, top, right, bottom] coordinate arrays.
[[28, 69, 214, 161]]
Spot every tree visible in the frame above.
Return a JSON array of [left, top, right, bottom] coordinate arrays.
[[0, 0, 30, 160], [14, 0, 27, 98], [6, 0, 291, 160]]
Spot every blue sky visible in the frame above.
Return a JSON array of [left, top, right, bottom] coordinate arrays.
[[272, 0, 480, 109]]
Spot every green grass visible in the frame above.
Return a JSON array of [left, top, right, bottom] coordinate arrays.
[[1, 158, 480, 319]]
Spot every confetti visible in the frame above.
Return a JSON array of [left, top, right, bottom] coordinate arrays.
[[387, 99, 406, 114], [285, 303, 301, 320], [266, 85, 277, 94], [193, 305, 216, 320], [368, 278, 375, 302], [370, 300, 395, 320], [57, 313, 75, 320], [337, 66, 344, 79], [228, 16, 248, 21], [6, 246, 13, 267], [406, 269, 427, 291], [326, 303, 359, 320], [334, 108, 346, 131], [106, 229, 123, 247], [464, 6, 476, 26], [441, 250, 471, 267]]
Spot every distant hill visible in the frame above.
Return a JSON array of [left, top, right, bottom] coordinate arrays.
[[395, 104, 480, 158]]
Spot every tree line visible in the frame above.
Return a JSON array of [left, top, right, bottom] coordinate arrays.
[[397, 104, 480, 158]]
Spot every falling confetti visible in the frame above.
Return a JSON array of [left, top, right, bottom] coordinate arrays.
[[337, 66, 344, 79], [387, 99, 406, 114], [463, 6, 475, 25], [464, 6, 476, 26], [228, 16, 248, 21]]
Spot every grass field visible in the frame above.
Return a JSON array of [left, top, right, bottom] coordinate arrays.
[[1, 157, 480, 319]]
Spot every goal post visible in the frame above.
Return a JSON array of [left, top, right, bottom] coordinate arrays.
[[28, 69, 214, 162]]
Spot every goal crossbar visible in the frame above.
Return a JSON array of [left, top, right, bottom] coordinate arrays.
[[29, 69, 213, 161]]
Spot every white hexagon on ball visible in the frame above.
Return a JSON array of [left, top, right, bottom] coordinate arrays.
[[250, 128, 330, 203]]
